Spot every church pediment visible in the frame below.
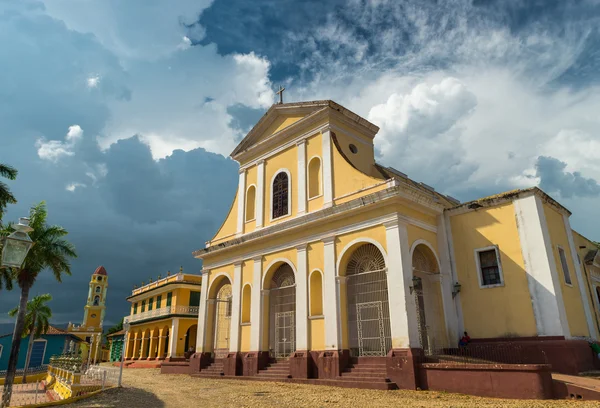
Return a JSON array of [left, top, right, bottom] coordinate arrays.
[[230, 100, 379, 162]]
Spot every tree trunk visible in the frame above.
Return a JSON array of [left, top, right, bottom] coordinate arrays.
[[22, 313, 36, 384], [0, 282, 30, 408]]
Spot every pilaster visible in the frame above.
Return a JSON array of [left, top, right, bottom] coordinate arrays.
[[385, 217, 420, 348], [322, 236, 339, 349], [169, 318, 180, 357], [297, 140, 307, 215], [321, 128, 333, 208], [236, 169, 246, 235], [196, 270, 210, 352], [296, 245, 309, 350], [250, 256, 263, 350], [436, 214, 459, 345], [229, 262, 243, 352], [513, 195, 570, 337], [256, 160, 265, 228]]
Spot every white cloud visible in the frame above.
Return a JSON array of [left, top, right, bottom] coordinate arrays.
[[232, 52, 274, 109], [65, 182, 86, 192], [87, 75, 100, 88], [177, 36, 192, 51], [36, 125, 84, 162]]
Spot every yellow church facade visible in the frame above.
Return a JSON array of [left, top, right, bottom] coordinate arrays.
[[190, 100, 600, 388]]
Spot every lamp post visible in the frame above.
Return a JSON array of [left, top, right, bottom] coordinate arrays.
[[0, 218, 34, 408], [118, 318, 130, 387]]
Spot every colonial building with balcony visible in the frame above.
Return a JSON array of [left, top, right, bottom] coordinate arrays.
[[124, 269, 201, 361]]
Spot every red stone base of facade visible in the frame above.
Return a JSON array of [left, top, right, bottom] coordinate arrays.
[[242, 351, 270, 375]]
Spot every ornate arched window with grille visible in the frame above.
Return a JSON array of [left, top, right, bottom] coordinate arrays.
[[272, 172, 289, 219]]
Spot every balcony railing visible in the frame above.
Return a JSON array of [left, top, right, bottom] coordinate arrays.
[[130, 272, 201, 297], [129, 305, 199, 323]]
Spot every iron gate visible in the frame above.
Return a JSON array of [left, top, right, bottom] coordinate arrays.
[[269, 263, 296, 359], [214, 283, 232, 358], [275, 310, 295, 358]]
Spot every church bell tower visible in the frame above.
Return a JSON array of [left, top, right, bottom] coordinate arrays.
[[82, 265, 108, 330]]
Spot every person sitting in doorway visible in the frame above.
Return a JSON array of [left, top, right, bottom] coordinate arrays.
[[459, 331, 471, 347]]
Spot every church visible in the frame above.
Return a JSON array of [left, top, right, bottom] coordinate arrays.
[[188, 99, 600, 395]]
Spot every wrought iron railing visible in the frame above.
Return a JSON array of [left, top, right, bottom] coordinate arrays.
[[128, 305, 199, 323], [419, 343, 549, 366]]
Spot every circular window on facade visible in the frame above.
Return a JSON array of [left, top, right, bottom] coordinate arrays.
[[91, 314, 97, 318], [349, 144, 358, 154]]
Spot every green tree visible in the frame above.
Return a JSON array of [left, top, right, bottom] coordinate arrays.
[[0, 202, 76, 407], [8, 294, 52, 383], [0, 163, 17, 217], [107, 318, 124, 336]]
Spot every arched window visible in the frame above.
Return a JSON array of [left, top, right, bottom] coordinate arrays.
[[309, 270, 323, 316], [246, 185, 256, 222], [93, 296, 100, 306], [95, 286, 101, 293], [308, 157, 322, 199], [241, 284, 252, 323], [272, 171, 289, 219]]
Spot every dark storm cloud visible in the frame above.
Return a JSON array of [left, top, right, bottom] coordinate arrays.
[[536, 156, 600, 199], [0, 1, 239, 331]]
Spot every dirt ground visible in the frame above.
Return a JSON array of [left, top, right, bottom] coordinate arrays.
[[68, 368, 598, 408]]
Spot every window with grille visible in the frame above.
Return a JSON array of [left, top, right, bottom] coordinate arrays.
[[148, 297, 153, 311], [133, 303, 138, 314], [558, 247, 572, 285], [156, 295, 162, 309], [141, 300, 146, 312], [166, 292, 172, 307], [272, 172, 289, 219], [477, 248, 502, 286]]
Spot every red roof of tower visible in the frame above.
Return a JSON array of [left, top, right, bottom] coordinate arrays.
[[94, 266, 107, 276]]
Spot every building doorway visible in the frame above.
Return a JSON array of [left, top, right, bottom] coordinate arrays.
[[213, 282, 232, 359], [269, 263, 296, 359]]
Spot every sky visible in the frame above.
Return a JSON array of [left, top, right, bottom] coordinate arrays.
[[1, 0, 599, 332]]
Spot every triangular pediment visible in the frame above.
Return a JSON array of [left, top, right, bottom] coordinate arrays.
[[231, 100, 331, 159]]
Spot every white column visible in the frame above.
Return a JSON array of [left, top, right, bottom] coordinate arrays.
[[297, 140, 307, 215], [236, 169, 246, 235], [229, 262, 243, 352], [385, 217, 420, 348], [322, 236, 339, 349], [296, 245, 309, 350], [256, 160, 265, 228], [321, 128, 333, 208], [513, 194, 570, 337], [196, 270, 210, 352], [250, 256, 263, 350], [436, 215, 459, 346], [169, 317, 180, 357], [443, 213, 465, 336], [564, 214, 596, 338]]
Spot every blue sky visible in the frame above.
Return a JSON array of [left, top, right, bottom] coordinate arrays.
[[1, 0, 599, 330]]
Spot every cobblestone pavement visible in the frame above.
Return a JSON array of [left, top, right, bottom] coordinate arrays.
[[69, 368, 599, 408]]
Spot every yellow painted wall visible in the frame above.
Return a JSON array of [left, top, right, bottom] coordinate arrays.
[[208, 264, 235, 297], [263, 145, 298, 226], [240, 325, 251, 352], [261, 115, 304, 139], [450, 202, 537, 338], [407, 224, 439, 256], [244, 165, 258, 233], [573, 231, 600, 338], [306, 132, 324, 212], [309, 318, 325, 350], [210, 191, 239, 245], [330, 119, 376, 176], [543, 204, 590, 337]]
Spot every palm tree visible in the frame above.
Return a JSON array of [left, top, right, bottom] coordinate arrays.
[[0, 202, 76, 407], [8, 294, 52, 383], [0, 163, 17, 217]]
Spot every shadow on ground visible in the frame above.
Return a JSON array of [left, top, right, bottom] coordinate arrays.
[[68, 386, 165, 408]]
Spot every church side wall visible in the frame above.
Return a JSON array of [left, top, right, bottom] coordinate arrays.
[[543, 204, 590, 337], [330, 118, 376, 176], [573, 232, 600, 339], [210, 191, 239, 245], [450, 202, 537, 338]]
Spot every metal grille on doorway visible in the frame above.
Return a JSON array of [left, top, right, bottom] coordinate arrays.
[[269, 264, 296, 359], [214, 283, 232, 359]]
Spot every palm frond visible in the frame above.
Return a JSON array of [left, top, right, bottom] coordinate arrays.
[[0, 164, 17, 180]]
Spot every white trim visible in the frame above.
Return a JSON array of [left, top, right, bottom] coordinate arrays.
[[323, 236, 339, 349], [236, 170, 246, 235], [297, 140, 307, 216], [336, 237, 389, 277], [564, 214, 597, 338], [250, 257, 263, 350], [204, 213, 399, 270], [308, 269, 324, 317], [409, 239, 442, 273], [474, 246, 505, 289], [269, 168, 292, 222], [296, 245, 309, 350], [322, 129, 333, 207], [307, 156, 323, 200], [245, 184, 257, 223], [256, 161, 265, 228], [438, 214, 461, 346], [557, 245, 573, 286], [196, 272, 209, 352], [229, 263, 243, 352], [207, 272, 233, 299], [308, 315, 325, 320], [262, 257, 297, 289]]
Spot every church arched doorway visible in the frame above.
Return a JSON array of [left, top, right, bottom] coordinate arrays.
[[411, 243, 444, 352], [213, 281, 232, 358], [268, 263, 296, 359], [345, 243, 391, 357]]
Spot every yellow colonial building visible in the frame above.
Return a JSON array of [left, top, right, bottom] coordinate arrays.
[[188, 99, 600, 391], [67, 266, 108, 363], [125, 269, 201, 361]]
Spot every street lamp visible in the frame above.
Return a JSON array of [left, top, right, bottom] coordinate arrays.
[[1, 217, 34, 268], [118, 318, 130, 388]]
